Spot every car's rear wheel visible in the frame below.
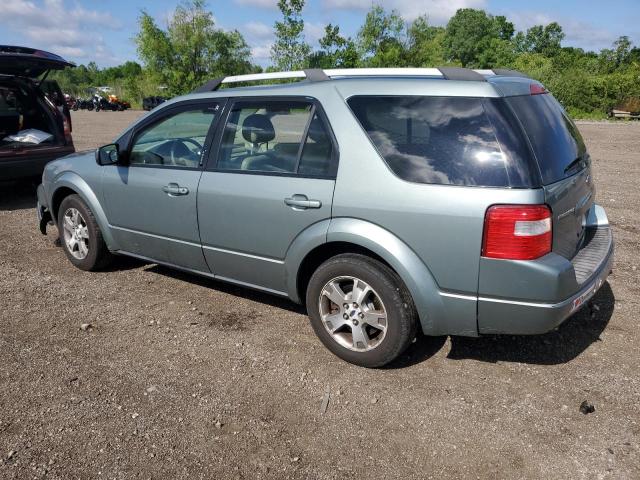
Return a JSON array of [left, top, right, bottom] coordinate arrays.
[[57, 194, 113, 271], [306, 254, 417, 368]]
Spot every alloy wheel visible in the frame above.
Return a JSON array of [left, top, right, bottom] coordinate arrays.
[[318, 276, 388, 352], [62, 207, 89, 260]]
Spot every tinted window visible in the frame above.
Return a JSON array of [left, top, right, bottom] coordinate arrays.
[[130, 106, 217, 168], [347, 96, 509, 187], [298, 113, 333, 176], [506, 94, 587, 185], [217, 100, 334, 176]]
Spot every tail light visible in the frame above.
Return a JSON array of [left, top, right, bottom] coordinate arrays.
[[530, 83, 548, 95], [62, 115, 72, 142], [482, 205, 552, 260]]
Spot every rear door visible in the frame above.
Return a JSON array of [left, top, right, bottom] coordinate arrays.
[[102, 100, 223, 270], [197, 97, 338, 294], [506, 93, 595, 259], [0, 46, 74, 77]]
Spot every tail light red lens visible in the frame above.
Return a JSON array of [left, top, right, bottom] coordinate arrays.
[[62, 115, 72, 142], [62, 116, 70, 134], [530, 83, 548, 95], [482, 205, 552, 260]]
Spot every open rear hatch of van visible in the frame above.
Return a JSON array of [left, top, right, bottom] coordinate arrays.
[[506, 92, 595, 261], [0, 45, 74, 78], [0, 46, 74, 163]]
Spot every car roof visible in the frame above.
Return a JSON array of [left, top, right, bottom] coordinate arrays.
[[171, 68, 538, 106]]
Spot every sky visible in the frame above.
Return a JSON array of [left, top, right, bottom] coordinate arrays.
[[0, 0, 639, 68]]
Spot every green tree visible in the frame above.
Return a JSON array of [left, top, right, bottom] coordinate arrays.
[[443, 9, 515, 67], [309, 24, 359, 68], [514, 22, 565, 57], [357, 5, 406, 67], [406, 16, 446, 66], [271, 0, 311, 70], [135, 12, 173, 77], [613, 36, 633, 66], [135, 0, 255, 94]]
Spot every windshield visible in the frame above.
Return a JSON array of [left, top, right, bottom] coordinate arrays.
[[506, 94, 587, 185]]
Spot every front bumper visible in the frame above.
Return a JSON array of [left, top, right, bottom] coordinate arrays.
[[478, 205, 614, 335]]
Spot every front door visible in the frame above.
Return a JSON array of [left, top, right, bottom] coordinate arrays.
[[102, 101, 222, 271], [197, 98, 338, 294]]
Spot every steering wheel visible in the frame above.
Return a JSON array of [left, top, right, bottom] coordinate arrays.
[[169, 137, 203, 165]]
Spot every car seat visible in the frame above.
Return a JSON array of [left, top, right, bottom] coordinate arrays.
[[239, 114, 276, 170]]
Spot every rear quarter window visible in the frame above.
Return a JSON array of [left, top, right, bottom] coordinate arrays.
[[347, 96, 511, 187]]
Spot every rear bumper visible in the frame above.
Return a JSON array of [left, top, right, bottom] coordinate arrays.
[[0, 146, 74, 180], [478, 204, 614, 334]]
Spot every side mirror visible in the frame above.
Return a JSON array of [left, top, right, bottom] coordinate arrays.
[[96, 143, 119, 166]]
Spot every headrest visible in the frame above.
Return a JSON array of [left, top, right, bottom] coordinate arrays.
[[242, 114, 275, 144]]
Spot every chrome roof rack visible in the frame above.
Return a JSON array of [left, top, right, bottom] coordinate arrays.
[[192, 66, 507, 93]]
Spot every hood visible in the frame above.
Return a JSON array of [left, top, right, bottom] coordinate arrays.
[[0, 45, 75, 78]]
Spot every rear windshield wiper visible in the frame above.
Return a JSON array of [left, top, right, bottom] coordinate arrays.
[[564, 155, 585, 174]]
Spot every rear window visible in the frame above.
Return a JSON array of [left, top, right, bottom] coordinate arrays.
[[347, 96, 511, 187], [506, 94, 587, 185]]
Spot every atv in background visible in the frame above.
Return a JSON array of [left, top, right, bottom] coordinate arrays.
[[91, 93, 131, 111], [72, 97, 94, 111], [108, 94, 131, 111], [143, 96, 167, 111]]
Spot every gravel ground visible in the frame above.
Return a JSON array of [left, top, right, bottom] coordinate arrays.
[[0, 110, 639, 479]]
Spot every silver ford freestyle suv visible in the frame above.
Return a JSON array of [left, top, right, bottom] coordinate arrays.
[[36, 68, 614, 367]]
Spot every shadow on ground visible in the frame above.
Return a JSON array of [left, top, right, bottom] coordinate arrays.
[[147, 264, 306, 314], [145, 263, 614, 368], [0, 180, 38, 211], [448, 282, 614, 365]]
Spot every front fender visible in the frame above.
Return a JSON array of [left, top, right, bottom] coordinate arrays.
[[49, 171, 118, 251], [295, 218, 478, 336]]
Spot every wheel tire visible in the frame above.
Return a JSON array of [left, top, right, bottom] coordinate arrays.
[[306, 254, 418, 368], [57, 194, 113, 271]]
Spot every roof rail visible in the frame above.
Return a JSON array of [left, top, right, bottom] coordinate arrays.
[[191, 67, 496, 93], [473, 68, 531, 79], [438, 67, 486, 82]]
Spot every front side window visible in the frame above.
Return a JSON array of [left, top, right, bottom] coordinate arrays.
[[217, 100, 334, 176], [347, 96, 509, 187], [129, 105, 218, 168]]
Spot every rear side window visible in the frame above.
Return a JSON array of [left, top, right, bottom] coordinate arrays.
[[216, 100, 335, 177], [347, 96, 510, 187], [506, 94, 586, 185]]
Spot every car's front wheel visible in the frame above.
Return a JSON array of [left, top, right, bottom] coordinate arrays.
[[57, 194, 113, 271], [306, 254, 417, 368]]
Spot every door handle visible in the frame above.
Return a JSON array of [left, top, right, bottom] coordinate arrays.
[[284, 195, 322, 210], [162, 183, 189, 196]]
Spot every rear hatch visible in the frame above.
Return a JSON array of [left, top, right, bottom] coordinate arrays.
[[506, 92, 594, 259], [0, 45, 74, 78], [0, 46, 74, 156]]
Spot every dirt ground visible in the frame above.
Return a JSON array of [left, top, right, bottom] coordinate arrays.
[[0, 110, 639, 479]]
